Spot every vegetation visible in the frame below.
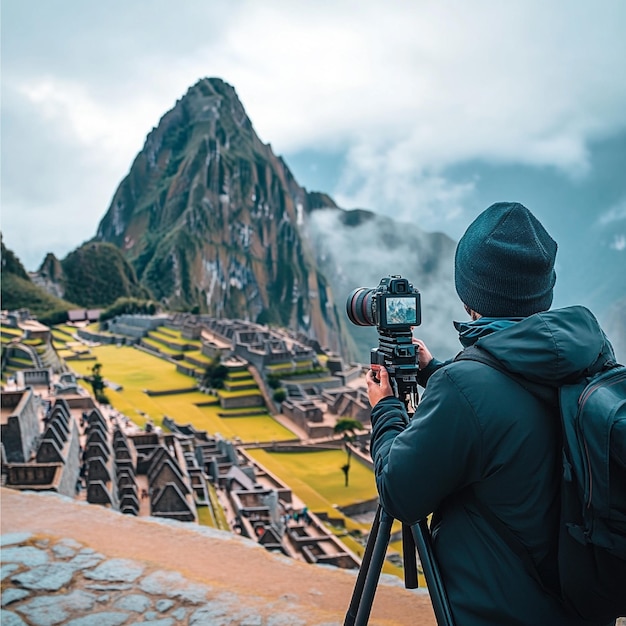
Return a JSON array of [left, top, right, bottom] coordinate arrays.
[[62, 242, 151, 308], [266, 366, 324, 387], [202, 356, 229, 389], [334, 417, 364, 487], [39, 308, 73, 326], [3, 314, 391, 575], [272, 388, 287, 403], [1, 239, 29, 279], [100, 297, 159, 321], [1, 239, 76, 320], [267, 376, 281, 390], [68, 344, 296, 441], [85, 362, 110, 405], [247, 449, 376, 507], [0, 272, 73, 322], [0, 238, 155, 318]]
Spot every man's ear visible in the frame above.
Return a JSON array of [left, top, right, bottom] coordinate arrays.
[[463, 303, 481, 320]]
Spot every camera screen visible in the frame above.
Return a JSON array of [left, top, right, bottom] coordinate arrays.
[[385, 296, 418, 326]]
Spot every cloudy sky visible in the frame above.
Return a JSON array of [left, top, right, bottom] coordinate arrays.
[[2, 1, 626, 313]]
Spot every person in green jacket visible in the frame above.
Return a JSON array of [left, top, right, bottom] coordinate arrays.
[[366, 202, 616, 626]]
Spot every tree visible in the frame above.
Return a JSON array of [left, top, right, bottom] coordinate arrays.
[[202, 356, 228, 389], [334, 417, 363, 487], [273, 388, 287, 403], [87, 362, 109, 405]]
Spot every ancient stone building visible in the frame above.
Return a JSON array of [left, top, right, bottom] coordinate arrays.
[[3, 398, 80, 498], [1, 388, 42, 463]]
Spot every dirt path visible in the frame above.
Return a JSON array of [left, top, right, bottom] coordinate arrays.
[[1, 488, 436, 625]]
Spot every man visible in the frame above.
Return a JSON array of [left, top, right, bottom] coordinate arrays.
[[366, 202, 616, 625]]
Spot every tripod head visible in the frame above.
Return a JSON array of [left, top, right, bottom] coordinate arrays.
[[346, 274, 421, 414], [370, 327, 420, 415]]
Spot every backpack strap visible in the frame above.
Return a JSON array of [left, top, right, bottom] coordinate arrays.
[[455, 345, 525, 383], [470, 495, 548, 588], [455, 345, 556, 408], [456, 345, 562, 598]]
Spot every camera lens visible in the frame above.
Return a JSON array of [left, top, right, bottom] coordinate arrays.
[[346, 288, 376, 326]]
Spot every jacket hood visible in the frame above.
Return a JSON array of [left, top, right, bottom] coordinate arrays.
[[474, 306, 615, 386]]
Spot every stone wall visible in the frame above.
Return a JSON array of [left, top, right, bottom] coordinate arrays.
[[16, 368, 51, 388], [219, 394, 264, 409], [1, 389, 41, 462]]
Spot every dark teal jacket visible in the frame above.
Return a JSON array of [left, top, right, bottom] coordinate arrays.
[[370, 306, 616, 626]]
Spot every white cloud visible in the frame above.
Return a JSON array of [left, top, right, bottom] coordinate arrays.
[[16, 78, 157, 158], [610, 235, 626, 251], [2, 0, 626, 268], [598, 198, 626, 226]]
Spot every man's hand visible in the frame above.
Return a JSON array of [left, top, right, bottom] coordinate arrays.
[[366, 366, 394, 407], [412, 338, 433, 370]]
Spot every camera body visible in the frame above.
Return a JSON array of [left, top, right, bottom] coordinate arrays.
[[346, 275, 421, 332], [346, 276, 421, 411], [346, 275, 422, 334]]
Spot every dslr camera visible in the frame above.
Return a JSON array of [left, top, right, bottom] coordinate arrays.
[[346, 275, 421, 410]]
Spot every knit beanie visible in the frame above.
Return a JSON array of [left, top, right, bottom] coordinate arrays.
[[454, 202, 557, 317]]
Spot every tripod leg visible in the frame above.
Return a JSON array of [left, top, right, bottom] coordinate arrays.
[[401, 523, 419, 589], [344, 505, 393, 626], [411, 519, 455, 626]]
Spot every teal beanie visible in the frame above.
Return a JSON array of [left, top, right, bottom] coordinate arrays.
[[454, 202, 557, 317]]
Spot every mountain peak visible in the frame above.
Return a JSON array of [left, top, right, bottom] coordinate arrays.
[[93, 78, 349, 355]]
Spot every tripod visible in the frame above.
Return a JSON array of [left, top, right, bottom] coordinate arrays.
[[344, 364, 455, 626]]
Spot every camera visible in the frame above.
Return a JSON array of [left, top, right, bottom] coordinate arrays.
[[346, 276, 421, 411], [346, 275, 421, 331]]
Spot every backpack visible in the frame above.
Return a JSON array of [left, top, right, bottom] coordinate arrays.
[[456, 345, 626, 622]]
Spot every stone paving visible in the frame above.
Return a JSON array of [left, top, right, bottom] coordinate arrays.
[[4, 530, 624, 626], [1, 489, 437, 626], [0, 532, 330, 626]]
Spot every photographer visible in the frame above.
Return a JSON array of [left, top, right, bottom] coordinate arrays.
[[366, 202, 616, 625]]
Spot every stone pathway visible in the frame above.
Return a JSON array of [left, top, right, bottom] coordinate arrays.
[[0, 489, 438, 626], [0, 533, 324, 626]]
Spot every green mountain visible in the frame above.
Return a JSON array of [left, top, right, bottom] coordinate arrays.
[[1, 238, 75, 321], [29, 242, 150, 310], [94, 77, 349, 355], [1, 238, 151, 323], [13, 77, 463, 362]]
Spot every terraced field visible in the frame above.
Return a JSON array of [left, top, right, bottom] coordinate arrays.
[[5, 322, 401, 578], [67, 343, 296, 441], [247, 448, 407, 579]]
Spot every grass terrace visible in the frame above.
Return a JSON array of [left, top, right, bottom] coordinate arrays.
[[223, 378, 257, 390], [57, 324, 80, 337], [246, 448, 407, 578], [21, 337, 43, 348], [292, 360, 314, 370], [182, 351, 212, 365], [155, 326, 178, 338], [147, 328, 199, 350], [266, 362, 298, 373], [57, 349, 78, 360], [227, 370, 253, 380], [1, 326, 23, 342], [141, 328, 209, 371], [284, 374, 337, 385], [207, 482, 230, 530], [6, 356, 35, 369], [51, 329, 72, 343], [18, 321, 413, 581], [68, 344, 297, 441], [142, 337, 182, 357], [66, 342, 91, 354], [217, 388, 263, 400], [248, 449, 377, 508], [218, 408, 268, 417]]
